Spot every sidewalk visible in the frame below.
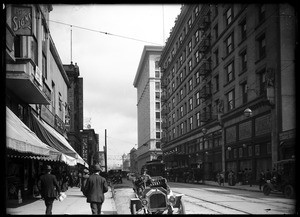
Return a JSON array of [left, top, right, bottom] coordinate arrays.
[[6, 186, 117, 215], [203, 180, 262, 192]]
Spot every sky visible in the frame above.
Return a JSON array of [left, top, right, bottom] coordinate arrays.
[[49, 4, 182, 166]]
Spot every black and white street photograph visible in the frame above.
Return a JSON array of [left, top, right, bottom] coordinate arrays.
[[4, 3, 297, 215]]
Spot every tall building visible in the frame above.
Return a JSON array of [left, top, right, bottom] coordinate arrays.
[[133, 45, 164, 173], [64, 62, 84, 156], [5, 4, 87, 203], [160, 4, 295, 182]]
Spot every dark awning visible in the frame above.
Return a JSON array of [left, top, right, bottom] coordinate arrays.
[[6, 107, 50, 156], [31, 113, 88, 167]]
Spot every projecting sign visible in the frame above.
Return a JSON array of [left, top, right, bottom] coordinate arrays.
[[11, 6, 33, 35]]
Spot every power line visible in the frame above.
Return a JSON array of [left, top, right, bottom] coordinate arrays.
[[48, 19, 163, 46]]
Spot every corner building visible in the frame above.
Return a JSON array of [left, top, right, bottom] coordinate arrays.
[[159, 4, 295, 182]]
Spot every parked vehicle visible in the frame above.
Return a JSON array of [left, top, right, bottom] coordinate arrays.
[[262, 159, 295, 198]]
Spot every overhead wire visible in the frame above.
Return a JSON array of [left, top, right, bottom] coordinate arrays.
[[48, 19, 163, 46]]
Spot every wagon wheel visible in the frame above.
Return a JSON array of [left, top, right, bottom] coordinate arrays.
[[263, 185, 271, 196], [284, 185, 294, 199]]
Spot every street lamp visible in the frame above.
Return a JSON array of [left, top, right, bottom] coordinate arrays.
[[244, 108, 253, 117]]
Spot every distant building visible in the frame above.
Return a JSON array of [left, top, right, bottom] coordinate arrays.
[[80, 129, 99, 167], [159, 4, 295, 182], [64, 63, 84, 156], [133, 45, 164, 174], [122, 153, 130, 171], [129, 147, 138, 173]]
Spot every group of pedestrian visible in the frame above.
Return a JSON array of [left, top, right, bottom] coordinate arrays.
[[235, 168, 254, 186], [38, 164, 108, 215], [258, 168, 280, 190]]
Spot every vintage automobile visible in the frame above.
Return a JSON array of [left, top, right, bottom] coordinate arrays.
[[130, 175, 185, 214], [262, 158, 295, 198]]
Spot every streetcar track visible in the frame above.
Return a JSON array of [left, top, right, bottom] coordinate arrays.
[[173, 189, 252, 214], [170, 182, 294, 207]]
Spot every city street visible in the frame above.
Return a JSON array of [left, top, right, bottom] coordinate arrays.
[[113, 178, 296, 215]]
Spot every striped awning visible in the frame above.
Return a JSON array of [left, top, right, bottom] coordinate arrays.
[[6, 107, 50, 156], [31, 113, 88, 167]]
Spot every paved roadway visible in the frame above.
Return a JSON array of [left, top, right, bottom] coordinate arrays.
[[112, 178, 297, 215]]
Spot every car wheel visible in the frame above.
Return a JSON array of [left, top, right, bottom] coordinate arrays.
[[178, 200, 186, 214], [130, 202, 136, 214], [284, 185, 294, 199], [263, 185, 271, 196]]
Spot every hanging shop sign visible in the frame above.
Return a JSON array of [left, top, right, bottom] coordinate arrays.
[[11, 6, 33, 36]]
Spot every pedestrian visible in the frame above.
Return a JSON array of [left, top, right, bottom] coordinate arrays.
[[220, 171, 225, 186], [248, 168, 253, 187], [38, 165, 61, 215], [84, 164, 108, 215], [81, 169, 89, 194], [238, 170, 243, 185], [243, 168, 248, 185], [259, 170, 265, 190], [228, 170, 233, 186]]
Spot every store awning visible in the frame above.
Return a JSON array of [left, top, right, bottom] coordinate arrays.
[[6, 107, 50, 156], [31, 113, 88, 167]]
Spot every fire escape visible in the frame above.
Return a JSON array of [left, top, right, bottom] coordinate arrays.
[[198, 5, 212, 124]]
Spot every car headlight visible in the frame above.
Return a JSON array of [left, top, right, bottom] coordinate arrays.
[[141, 199, 148, 206], [168, 195, 176, 204]]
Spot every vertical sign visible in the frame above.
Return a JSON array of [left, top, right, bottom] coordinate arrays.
[[11, 6, 33, 35]]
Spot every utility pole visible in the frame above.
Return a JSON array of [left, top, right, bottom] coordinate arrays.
[[105, 129, 107, 173]]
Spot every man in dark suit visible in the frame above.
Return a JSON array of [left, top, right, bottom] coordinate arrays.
[[84, 164, 108, 215], [38, 165, 61, 215]]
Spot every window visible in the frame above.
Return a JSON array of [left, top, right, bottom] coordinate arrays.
[[173, 128, 176, 138], [179, 72, 183, 83], [240, 19, 247, 41], [172, 82, 175, 91], [195, 5, 199, 17], [188, 59, 192, 72], [241, 82, 248, 104], [225, 7, 233, 26], [214, 24, 218, 40], [180, 122, 184, 135], [59, 92, 62, 111], [259, 68, 267, 95], [239, 147, 243, 157], [257, 33, 266, 59], [189, 98, 193, 111], [172, 113, 175, 123], [155, 92, 160, 100], [156, 112, 160, 120], [171, 48, 175, 57], [195, 71, 200, 85], [225, 61, 234, 83], [155, 82, 160, 90], [258, 4, 266, 22], [214, 48, 219, 67], [188, 17, 192, 29], [189, 117, 193, 130], [188, 79, 193, 92], [172, 97, 175, 107], [196, 112, 200, 127], [156, 142, 161, 149], [188, 40, 192, 53], [195, 51, 200, 63], [179, 34, 183, 44], [155, 102, 160, 110], [227, 89, 235, 111], [156, 122, 161, 130], [180, 106, 184, 117], [42, 53, 47, 79], [156, 132, 161, 139], [255, 144, 260, 156], [196, 91, 200, 106], [180, 89, 183, 100], [195, 30, 200, 43], [225, 33, 234, 55], [240, 49, 247, 71], [179, 55, 183, 65], [214, 74, 219, 92]]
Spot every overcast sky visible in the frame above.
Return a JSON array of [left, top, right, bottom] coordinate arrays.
[[49, 4, 181, 164]]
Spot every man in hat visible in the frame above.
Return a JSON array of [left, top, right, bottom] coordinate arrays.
[[81, 168, 89, 194], [84, 164, 108, 214], [38, 165, 61, 215]]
